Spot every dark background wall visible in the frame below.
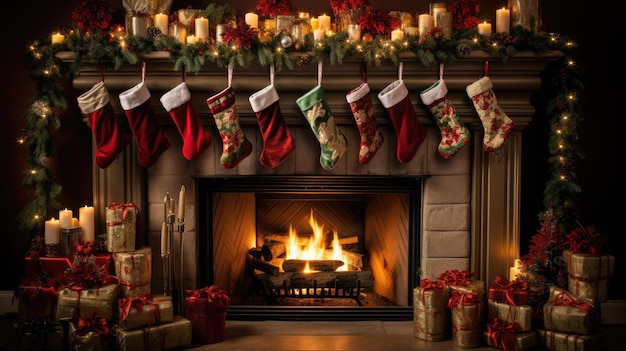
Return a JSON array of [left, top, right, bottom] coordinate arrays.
[[2, 1, 621, 299]]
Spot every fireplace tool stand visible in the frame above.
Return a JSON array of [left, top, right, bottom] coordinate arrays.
[[162, 192, 186, 316]]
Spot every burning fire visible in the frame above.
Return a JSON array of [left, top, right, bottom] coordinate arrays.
[[285, 211, 348, 272]]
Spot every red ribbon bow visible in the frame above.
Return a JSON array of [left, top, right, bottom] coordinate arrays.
[[107, 202, 139, 223], [420, 279, 445, 293], [118, 295, 161, 322], [551, 291, 593, 313], [439, 269, 475, 287], [486, 317, 518, 351], [447, 290, 480, 308], [492, 274, 529, 306], [74, 312, 110, 337], [565, 224, 606, 254], [186, 285, 231, 313]]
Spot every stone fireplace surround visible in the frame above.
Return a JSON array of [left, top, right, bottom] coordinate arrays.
[[65, 50, 561, 320]]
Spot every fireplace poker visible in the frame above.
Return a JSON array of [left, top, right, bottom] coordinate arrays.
[[161, 193, 172, 297]]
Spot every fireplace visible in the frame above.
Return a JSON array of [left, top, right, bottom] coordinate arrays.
[[71, 50, 558, 321]]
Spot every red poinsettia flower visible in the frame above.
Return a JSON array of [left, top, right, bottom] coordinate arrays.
[[330, 0, 370, 14], [255, 0, 295, 17], [358, 6, 402, 36], [448, 0, 481, 30], [222, 20, 259, 48], [71, 0, 116, 32]]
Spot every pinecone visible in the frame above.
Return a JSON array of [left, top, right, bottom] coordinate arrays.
[[148, 26, 163, 38], [456, 43, 470, 58]]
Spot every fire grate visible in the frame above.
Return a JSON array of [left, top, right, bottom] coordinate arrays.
[[267, 279, 364, 306]]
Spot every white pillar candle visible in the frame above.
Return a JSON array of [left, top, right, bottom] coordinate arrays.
[[477, 21, 492, 37], [496, 7, 510, 34], [187, 35, 198, 44], [59, 208, 73, 228], [79, 205, 95, 242], [310, 17, 319, 30], [177, 185, 186, 222], [313, 28, 325, 42], [195, 17, 209, 40], [154, 13, 169, 35], [216, 24, 225, 43], [245, 12, 259, 29], [391, 28, 404, 41], [318, 14, 331, 32], [45, 217, 60, 244], [509, 258, 522, 281], [51, 33, 65, 44], [418, 14, 434, 37]]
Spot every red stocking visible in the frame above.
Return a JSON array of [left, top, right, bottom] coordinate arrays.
[[160, 82, 211, 161], [249, 84, 295, 168], [77, 81, 131, 168], [378, 71, 427, 163], [119, 82, 171, 167], [346, 82, 383, 164]]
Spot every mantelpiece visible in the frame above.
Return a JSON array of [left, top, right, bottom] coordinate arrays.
[[60, 49, 563, 292]]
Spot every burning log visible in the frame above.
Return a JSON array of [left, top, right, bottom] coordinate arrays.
[[247, 251, 280, 276], [282, 259, 345, 272]]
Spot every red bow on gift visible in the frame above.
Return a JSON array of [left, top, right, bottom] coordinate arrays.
[[551, 291, 593, 313], [447, 290, 480, 308], [420, 279, 445, 293], [439, 269, 475, 286], [118, 295, 161, 322], [486, 317, 518, 351], [74, 312, 110, 337], [492, 274, 529, 306], [186, 285, 231, 312], [107, 202, 139, 223], [565, 224, 606, 254]]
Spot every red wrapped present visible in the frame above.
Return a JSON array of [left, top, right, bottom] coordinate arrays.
[[488, 274, 529, 306], [483, 317, 537, 351], [185, 285, 231, 344], [18, 277, 63, 321], [25, 252, 112, 284]]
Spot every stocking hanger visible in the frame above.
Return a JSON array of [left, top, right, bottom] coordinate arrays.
[[269, 64, 275, 86], [360, 62, 367, 83], [227, 64, 233, 87], [181, 65, 186, 82], [317, 61, 323, 86], [100, 64, 106, 82], [484, 60, 489, 77], [141, 61, 146, 82], [397, 61, 404, 80], [439, 63, 445, 80]]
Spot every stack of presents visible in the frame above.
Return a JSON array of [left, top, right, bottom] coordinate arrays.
[[17, 203, 230, 350], [413, 232, 614, 351]]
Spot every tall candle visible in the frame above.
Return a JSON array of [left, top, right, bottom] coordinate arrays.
[[391, 28, 404, 41], [418, 14, 434, 38], [477, 21, 492, 37], [310, 17, 319, 31], [177, 185, 186, 222], [195, 17, 209, 40], [509, 258, 522, 281], [245, 12, 259, 29], [154, 13, 169, 35], [45, 217, 60, 244], [59, 208, 73, 228], [496, 7, 510, 34], [317, 14, 331, 32], [161, 222, 169, 255], [79, 205, 95, 242], [313, 28, 325, 42], [51, 32, 65, 44]]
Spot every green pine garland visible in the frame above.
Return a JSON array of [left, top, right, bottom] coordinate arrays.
[[17, 12, 582, 241]]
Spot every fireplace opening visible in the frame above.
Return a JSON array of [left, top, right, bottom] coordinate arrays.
[[195, 176, 423, 320]]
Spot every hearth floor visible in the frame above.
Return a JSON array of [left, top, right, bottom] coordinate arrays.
[[185, 320, 623, 351]]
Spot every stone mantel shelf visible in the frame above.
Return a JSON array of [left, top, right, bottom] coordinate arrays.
[[60, 50, 563, 131]]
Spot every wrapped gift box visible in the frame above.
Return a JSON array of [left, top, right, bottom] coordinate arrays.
[[543, 286, 600, 335], [439, 269, 485, 300], [413, 280, 450, 341], [536, 328, 605, 351], [25, 253, 113, 284], [56, 283, 120, 321], [483, 320, 537, 351], [68, 319, 113, 351], [448, 290, 483, 348], [487, 274, 529, 306], [105, 203, 139, 253], [185, 286, 231, 344], [18, 278, 63, 321], [563, 250, 614, 304], [113, 247, 152, 298], [118, 295, 174, 330], [115, 316, 192, 351], [487, 300, 533, 332]]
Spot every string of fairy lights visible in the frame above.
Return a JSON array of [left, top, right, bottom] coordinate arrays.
[[16, 18, 581, 238]]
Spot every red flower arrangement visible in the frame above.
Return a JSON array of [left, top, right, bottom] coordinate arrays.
[[448, 0, 481, 30], [358, 6, 402, 36], [64, 241, 110, 289], [255, 0, 295, 17], [71, 0, 116, 33], [330, 0, 370, 14], [222, 20, 259, 48]]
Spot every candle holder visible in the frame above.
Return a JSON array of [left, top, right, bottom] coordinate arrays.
[[60, 226, 81, 257], [45, 243, 60, 257], [125, 12, 151, 37]]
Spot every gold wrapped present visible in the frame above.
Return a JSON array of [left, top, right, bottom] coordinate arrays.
[[413, 279, 450, 341], [118, 295, 173, 330], [106, 203, 139, 253], [438, 269, 485, 299], [536, 328, 605, 351], [68, 318, 113, 351], [543, 286, 600, 335], [56, 283, 120, 321], [448, 290, 483, 348], [563, 250, 614, 304], [113, 247, 152, 297], [483, 318, 537, 351], [115, 316, 192, 351], [487, 299, 533, 332]]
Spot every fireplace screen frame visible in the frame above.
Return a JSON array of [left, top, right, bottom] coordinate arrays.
[[195, 175, 424, 320]]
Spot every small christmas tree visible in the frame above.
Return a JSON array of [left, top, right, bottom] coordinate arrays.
[[519, 206, 568, 318]]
